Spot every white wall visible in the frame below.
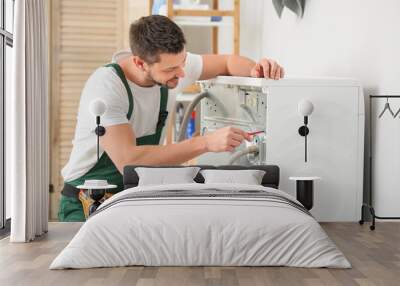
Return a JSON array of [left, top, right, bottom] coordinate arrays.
[[262, 0, 400, 94], [261, 0, 400, 216]]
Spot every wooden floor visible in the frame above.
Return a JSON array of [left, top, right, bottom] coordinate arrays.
[[0, 222, 399, 286]]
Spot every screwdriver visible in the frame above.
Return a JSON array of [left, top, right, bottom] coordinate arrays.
[[247, 130, 265, 136]]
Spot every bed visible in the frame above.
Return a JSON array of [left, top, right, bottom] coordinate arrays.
[[50, 165, 350, 269]]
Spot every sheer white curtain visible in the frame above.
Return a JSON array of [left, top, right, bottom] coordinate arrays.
[[9, 0, 49, 242]]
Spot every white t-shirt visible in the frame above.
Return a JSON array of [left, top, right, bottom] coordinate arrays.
[[61, 51, 203, 182]]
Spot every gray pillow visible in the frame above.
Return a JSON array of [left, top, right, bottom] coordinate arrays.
[[200, 169, 266, 185], [135, 167, 201, 186]]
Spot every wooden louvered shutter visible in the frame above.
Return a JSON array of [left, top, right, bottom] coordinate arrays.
[[49, 0, 129, 220]]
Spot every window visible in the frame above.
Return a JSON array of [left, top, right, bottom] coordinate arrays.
[[0, 0, 14, 237]]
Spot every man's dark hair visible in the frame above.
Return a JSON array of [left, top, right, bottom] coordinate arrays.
[[129, 15, 186, 64]]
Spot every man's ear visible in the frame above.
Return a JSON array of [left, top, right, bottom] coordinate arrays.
[[132, 56, 146, 71]]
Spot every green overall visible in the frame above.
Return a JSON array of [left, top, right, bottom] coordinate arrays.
[[58, 63, 169, 222]]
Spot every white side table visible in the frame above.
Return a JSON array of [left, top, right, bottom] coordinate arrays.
[[289, 176, 321, 210]]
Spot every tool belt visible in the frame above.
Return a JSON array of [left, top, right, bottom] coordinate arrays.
[[62, 183, 115, 219]]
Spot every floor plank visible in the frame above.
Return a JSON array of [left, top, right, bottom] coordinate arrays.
[[0, 222, 399, 286]]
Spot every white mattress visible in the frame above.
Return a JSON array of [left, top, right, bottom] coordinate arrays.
[[50, 183, 350, 269]]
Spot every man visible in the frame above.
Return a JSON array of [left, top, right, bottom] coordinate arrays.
[[58, 15, 284, 222]]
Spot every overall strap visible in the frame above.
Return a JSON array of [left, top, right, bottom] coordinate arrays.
[[104, 63, 134, 120], [136, 86, 169, 145], [157, 86, 169, 130]]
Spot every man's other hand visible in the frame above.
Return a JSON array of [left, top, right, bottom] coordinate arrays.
[[250, 58, 285, 80]]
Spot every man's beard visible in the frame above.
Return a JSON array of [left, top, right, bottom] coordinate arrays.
[[147, 71, 179, 89]]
